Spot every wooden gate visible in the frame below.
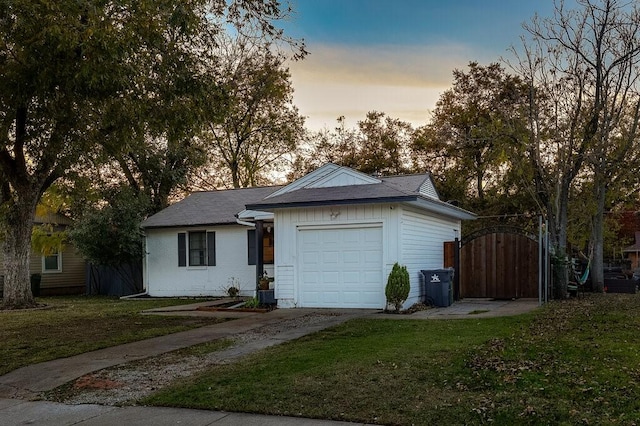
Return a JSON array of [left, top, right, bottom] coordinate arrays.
[[457, 230, 539, 299]]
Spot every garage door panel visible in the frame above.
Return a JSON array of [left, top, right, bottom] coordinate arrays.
[[342, 229, 360, 243], [363, 270, 381, 283], [302, 251, 320, 264], [299, 226, 383, 308], [342, 271, 361, 285], [321, 271, 340, 285], [342, 250, 361, 264], [321, 291, 339, 304], [321, 230, 340, 244], [322, 251, 339, 264]]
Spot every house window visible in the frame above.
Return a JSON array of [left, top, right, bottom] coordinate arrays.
[[178, 231, 215, 267], [189, 231, 207, 266], [248, 227, 274, 265], [42, 250, 62, 273]]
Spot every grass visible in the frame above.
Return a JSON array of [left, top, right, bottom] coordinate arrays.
[[145, 294, 640, 425], [0, 296, 227, 376]]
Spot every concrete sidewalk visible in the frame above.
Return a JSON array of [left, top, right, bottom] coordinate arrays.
[[0, 299, 539, 425], [0, 398, 369, 425]]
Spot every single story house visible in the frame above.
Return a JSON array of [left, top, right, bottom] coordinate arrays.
[[141, 164, 475, 309], [0, 213, 86, 296]]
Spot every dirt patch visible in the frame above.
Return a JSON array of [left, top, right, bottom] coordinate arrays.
[[73, 375, 123, 390]]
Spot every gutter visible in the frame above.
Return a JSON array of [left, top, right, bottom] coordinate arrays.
[[235, 217, 256, 228]]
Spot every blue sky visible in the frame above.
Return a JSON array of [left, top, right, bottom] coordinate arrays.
[[281, 0, 561, 130]]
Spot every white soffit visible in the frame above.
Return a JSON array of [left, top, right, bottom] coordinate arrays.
[[237, 209, 274, 221]]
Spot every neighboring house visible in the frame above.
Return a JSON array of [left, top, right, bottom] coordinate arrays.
[[623, 231, 640, 270], [141, 164, 476, 309], [0, 213, 86, 296]]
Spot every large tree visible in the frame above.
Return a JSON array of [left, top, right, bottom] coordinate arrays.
[[512, 0, 640, 295], [202, 36, 305, 189], [412, 62, 531, 217], [291, 112, 413, 179], [0, 0, 302, 308]]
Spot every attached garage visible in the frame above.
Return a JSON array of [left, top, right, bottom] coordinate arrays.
[[245, 163, 476, 310], [298, 225, 383, 308]]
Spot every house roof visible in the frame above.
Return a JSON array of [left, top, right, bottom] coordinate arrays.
[[140, 186, 281, 229], [141, 164, 476, 229], [246, 173, 476, 221], [623, 231, 640, 252], [34, 212, 73, 226]]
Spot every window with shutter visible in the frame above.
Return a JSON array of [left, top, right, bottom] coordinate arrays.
[[179, 231, 215, 267]]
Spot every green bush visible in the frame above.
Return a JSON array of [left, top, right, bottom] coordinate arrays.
[[385, 262, 410, 312], [244, 297, 260, 308]]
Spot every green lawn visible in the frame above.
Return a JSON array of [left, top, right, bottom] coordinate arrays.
[[0, 296, 226, 376], [145, 294, 640, 425]]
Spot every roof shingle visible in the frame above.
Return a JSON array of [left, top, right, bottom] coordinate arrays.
[[141, 186, 281, 229]]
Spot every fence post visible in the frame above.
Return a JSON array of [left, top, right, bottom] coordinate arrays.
[[453, 237, 460, 301]]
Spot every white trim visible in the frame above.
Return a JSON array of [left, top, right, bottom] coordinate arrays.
[[297, 222, 384, 231], [295, 224, 385, 308], [306, 167, 381, 188], [266, 163, 340, 198], [42, 250, 62, 274]]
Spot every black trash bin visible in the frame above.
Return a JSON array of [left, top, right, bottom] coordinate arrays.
[[30, 273, 42, 297], [420, 269, 454, 307]]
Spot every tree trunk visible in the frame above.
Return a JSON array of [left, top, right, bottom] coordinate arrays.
[[2, 190, 38, 308], [591, 176, 606, 293], [552, 176, 571, 299]]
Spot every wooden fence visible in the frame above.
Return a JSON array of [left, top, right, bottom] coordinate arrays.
[[447, 231, 539, 299]]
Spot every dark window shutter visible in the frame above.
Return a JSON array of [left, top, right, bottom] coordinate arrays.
[[247, 229, 256, 265], [207, 232, 216, 266], [178, 233, 186, 267]]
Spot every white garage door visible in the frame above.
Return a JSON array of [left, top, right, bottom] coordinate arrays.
[[298, 226, 384, 308]]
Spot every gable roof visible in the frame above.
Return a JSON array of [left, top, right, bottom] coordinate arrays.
[[246, 172, 475, 221], [140, 186, 281, 229]]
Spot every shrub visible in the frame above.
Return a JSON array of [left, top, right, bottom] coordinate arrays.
[[385, 262, 410, 312], [244, 297, 260, 308]]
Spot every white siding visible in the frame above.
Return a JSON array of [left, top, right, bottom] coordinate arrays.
[[274, 203, 399, 308], [144, 225, 257, 297], [399, 206, 460, 307], [307, 169, 380, 188]]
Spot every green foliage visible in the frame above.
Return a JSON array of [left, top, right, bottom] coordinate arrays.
[[244, 297, 260, 308], [31, 226, 66, 256], [385, 262, 410, 312], [204, 40, 305, 189], [0, 0, 303, 307], [290, 112, 413, 180], [412, 62, 533, 218], [69, 188, 148, 266]]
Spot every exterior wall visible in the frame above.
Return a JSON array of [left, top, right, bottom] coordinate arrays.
[[37, 245, 86, 294], [399, 206, 460, 307], [274, 203, 399, 308], [144, 225, 262, 297], [1, 244, 86, 295]]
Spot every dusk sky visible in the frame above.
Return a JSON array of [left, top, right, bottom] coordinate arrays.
[[280, 0, 564, 131]]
